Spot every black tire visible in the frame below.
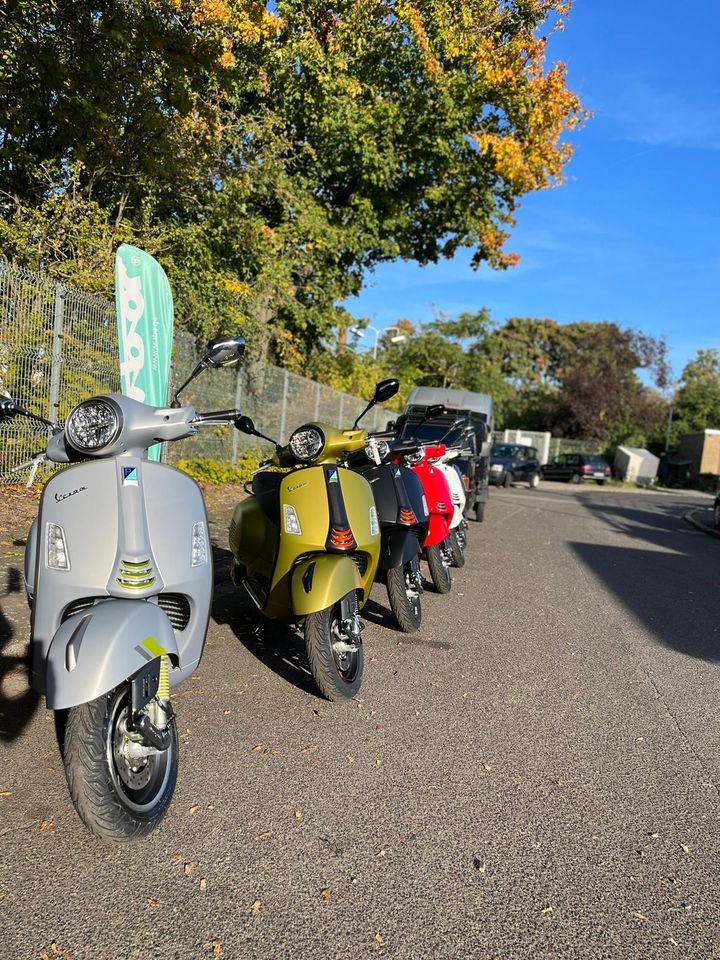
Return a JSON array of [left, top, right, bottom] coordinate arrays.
[[474, 501, 486, 523], [63, 686, 178, 842], [528, 472, 540, 489], [426, 541, 452, 594], [449, 529, 466, 568], [595, 479, 606, 486], [713, 501, 720, 529], [304, 595, 364, 701], [386, 558, 422, 633], [503, 471, 513, 488], [570, 473, 581, 484]]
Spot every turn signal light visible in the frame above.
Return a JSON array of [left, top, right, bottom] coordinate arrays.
[[399, 509, 417, 525]]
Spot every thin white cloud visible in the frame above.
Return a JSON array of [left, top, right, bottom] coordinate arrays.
[[603, 80, 720, 151]]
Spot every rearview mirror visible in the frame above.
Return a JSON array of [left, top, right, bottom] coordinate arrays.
[[235, 415, 256, 434], [424, 404, 445, 420], [373, 378, 400, 404], [173, 334, 246, 405], [202, 335, 246, 369]]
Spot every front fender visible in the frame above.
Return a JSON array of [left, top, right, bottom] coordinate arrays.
[[291, 555, 362, 617], [45, 599, 179, 710], [379, 529, 421, 571], [425, 513, 451, 548]]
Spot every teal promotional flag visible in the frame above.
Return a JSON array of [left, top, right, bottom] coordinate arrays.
[[115, 245, 174, 461]]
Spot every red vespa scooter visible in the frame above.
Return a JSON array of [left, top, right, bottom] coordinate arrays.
[[397, 443, 455, 594]]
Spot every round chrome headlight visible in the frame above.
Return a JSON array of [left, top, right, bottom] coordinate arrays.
[[289, 426, 325, 462], [66, 398, 122, 452]]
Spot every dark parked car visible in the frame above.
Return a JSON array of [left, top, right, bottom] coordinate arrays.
[[714, 481, 720, 528], [489, 444, 541, 488], [542, 453, 611, 485]]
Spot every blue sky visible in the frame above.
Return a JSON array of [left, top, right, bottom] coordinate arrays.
[[346, 0, 720, 380]]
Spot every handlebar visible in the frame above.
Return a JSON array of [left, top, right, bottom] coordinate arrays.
[[193, 408, 242, 423]]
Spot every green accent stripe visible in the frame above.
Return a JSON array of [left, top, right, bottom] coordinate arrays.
[[142, 636, 168, 657]]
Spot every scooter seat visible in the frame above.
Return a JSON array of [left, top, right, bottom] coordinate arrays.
[[253, 471, 283, 527]]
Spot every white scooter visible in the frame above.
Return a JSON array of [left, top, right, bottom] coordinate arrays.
[[1, 335, 245, 842]]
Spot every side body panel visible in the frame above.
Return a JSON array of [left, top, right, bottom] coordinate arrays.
[[31, 459, 211, 693]]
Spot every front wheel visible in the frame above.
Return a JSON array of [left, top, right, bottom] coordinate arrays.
[[503, 471, 513, 488], [63, 686, 178, 842], [304, 594, 364, 701], [529, 472, 540, 489], [426, 541, 452, 594], [570, 473, 581, 484], [449, 528, 466, 568], [386, 557, 422, 633]]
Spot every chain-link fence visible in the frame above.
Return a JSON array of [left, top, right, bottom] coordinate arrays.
[[0, 258, 392, 482]]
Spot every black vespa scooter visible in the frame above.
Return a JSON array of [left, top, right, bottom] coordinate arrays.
[[348, 433, 429, 632]]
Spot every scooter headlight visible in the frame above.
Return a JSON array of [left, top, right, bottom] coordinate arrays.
[[66, 398, 122, 453], [288, 426, 325, 462]]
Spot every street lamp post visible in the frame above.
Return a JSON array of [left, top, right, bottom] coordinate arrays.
[[349, 324, 407, 358]]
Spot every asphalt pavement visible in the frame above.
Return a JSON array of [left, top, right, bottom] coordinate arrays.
[[2, 481, 720, 960]]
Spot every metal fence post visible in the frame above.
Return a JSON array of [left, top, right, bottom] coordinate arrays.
[[278, 369, 290, 443], [48, 282, 65, 423], [231, 367, 243, 465], [314, 381, 321, 421]]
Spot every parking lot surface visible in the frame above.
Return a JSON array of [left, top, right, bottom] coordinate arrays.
[[1, 482, 719, 960]]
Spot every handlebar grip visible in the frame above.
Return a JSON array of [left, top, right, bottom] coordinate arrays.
[[195, 408, 242, 422]]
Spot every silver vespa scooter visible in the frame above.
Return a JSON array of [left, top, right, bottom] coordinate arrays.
[[1, 335, 245, 841]]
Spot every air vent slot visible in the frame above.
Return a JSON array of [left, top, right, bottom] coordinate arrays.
[[157, 593, 191, 631], [352, 553, 369, 578], [116, 558, 156, 590], [61, 597, 99, 622]]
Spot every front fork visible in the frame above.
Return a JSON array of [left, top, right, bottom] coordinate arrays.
[[338, 591, 363, 650], [126, 655, 174, 752]]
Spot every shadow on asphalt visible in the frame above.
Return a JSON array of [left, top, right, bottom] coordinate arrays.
[[569, 498, 720, 663], [0, 565, 40, 742], [210, 546, 319, 697]]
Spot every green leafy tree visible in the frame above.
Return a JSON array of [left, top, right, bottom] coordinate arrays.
[[673, 349, 720, 436]]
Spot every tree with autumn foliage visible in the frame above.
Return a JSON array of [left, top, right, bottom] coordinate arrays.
[[0, 0, 585, 362]]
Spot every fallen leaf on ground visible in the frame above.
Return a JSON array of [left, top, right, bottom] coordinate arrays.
[[294, 809, 303, 820], [259, 830, 273, 840], [251, 745, 263, 753], [321, 888, 330, 904], [377, 849, 386, 858], [541, 906, 553, 915], [0, 791, 12, 797], [375, 933, 385, 946], [199, 879, 208, 892], [211, 940, 222, 957], [680, 844, 690, 854], [482, 762, 492, 771], [189, 804, 200, 815], [668, 938, 678, 946], [39, 819, 56, 833], [147, 898, 160, 908], [632, 912, 649, 922], [250, 900, 261, 915], [301, 746, 317, 754], [184, 863, 194, 877]]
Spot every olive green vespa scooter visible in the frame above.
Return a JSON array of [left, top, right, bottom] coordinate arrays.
[[228, 380, 400, 700]]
